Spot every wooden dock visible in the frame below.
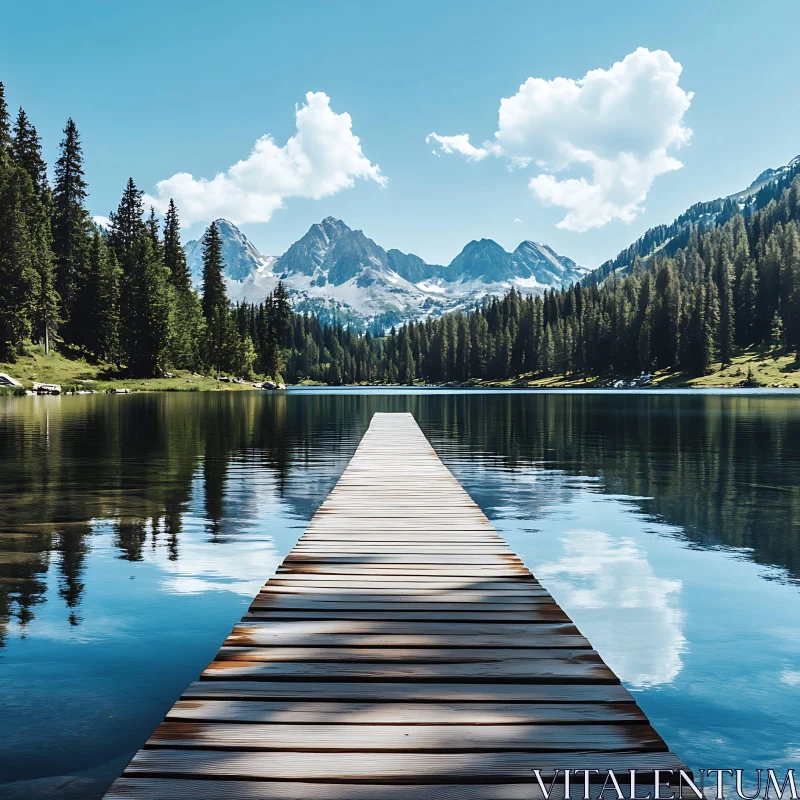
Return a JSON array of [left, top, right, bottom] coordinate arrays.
[[106, 412, 688, 799]]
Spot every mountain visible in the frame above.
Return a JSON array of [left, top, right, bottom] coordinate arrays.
[[386, 249, 444, 284], [445, 239, 514, 283], [729, 155, 800, 200], [184, 216, 587, 329], [592, 154, 800, 283], [186, 219, 276, 282], [512, 241, 586, 286]]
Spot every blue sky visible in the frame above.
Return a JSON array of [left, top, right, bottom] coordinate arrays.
[[2, 0, 799, 267]]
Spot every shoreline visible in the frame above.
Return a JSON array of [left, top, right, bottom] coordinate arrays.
[[3, 344, 799, 395]]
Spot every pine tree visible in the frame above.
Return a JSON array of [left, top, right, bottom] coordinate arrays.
[[427, 326, 446, 383], [0, 167, 38, 358], [538, 324, 555, 376], [733, 239, 752, 345], [163, 199, 191, 291], [469, 312, 488, 378], [271, 282, 292, 347], [135, 235, 171, 375], [737, 262, 759, 346], [160, 199, 203, 370], [782, 221, 800, 347], [145, 206, 162, 259], [29, 206, 59, 355], [398, 336, 415, 385], [718, 247, 735, 364], [201, 221, 236, 373], [6, 106, 59, 353], [0, 82, 11, 159], [109, 179, 169, 375], [12, 108, 48, 196], [81, 231, 107, 357], [770, 311, 784, 348], [98, 245, 122, 365], [52, 118, 90, 332], [455, 315, 470, 381], [685, 276, 706, 375], [108, 178, 146, 257], [638, 313, 652, 371], [703, 269, 719, 372]]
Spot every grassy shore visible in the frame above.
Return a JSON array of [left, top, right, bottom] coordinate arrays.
[[478, 345, 800, 389], [0, 345, 258, 393], [3, 344, 800, 395]]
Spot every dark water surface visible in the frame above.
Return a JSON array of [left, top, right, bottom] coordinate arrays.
[[0, 389, 799, 797]]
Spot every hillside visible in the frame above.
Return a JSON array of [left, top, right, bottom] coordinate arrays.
[[591, 155, 800, 283]]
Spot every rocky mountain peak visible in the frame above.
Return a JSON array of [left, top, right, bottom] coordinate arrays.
[[185, 216, 584, 328]]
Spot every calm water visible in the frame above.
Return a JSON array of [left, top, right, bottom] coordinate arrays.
[[1, 389, 799, 798]]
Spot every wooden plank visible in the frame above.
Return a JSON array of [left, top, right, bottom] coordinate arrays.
[[181, 680, 637, 703], [242, 613, 572, 625], [225, 625, 591, 650], [214, 647, 602, 663], [165, 700, 648, 725], [103, 779, 652, 799], [283, 555, 524, 564], [123, 749, 689, 782], [105, 412, 687, 798], [242, 610, 571, 623], [292, 545, 512, 550], [252, 597, 558, 610], [266, 577, 540, 586], [200, 659, 617, 682], [274, 568, 532, 576], [230, 620, 574, 635], [258, 585, 548, 595], [146, 721, 666, 752]]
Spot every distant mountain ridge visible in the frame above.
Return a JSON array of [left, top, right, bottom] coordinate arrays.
[[185, 216, 588, 328]]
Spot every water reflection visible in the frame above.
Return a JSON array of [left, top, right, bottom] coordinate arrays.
[[0, 390, 799, 798], [535, 528, 687, 688]]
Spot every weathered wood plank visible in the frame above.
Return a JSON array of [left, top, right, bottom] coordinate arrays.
[[214, 647, 601, 663], [181, 680, 637, 703], [225, 625, 591, 650], [251, 597, 558, 610], [258, 586, 549, 596], [283, 555, 524, 564], [165, 700, 648, 724], [123, 749, 689, 782], [266, 577, 540, 586], [200, 659, 618, 682], [145, 721, 666, 752], [231, 620, 574, 635], [103, 779, 661, 800], [242, 609, 572, 623]]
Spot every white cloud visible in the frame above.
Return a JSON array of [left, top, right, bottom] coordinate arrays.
[[145, 92, 386, 225], [425, 132, 496, 161], [427, 48, 693, 231], [92, 215, 111, 231]]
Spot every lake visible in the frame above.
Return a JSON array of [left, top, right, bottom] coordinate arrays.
[[1, 389, 799, 798]]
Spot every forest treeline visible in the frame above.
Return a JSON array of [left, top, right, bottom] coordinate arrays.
[[278, 173, 800, 384], [0, 81, 291, 378], [3, 77, 800, 385]]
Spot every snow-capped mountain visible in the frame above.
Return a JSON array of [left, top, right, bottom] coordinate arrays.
[[185, 219, 276, 282], [184, 216, 589, 328], [729, 155, 800, 201]]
